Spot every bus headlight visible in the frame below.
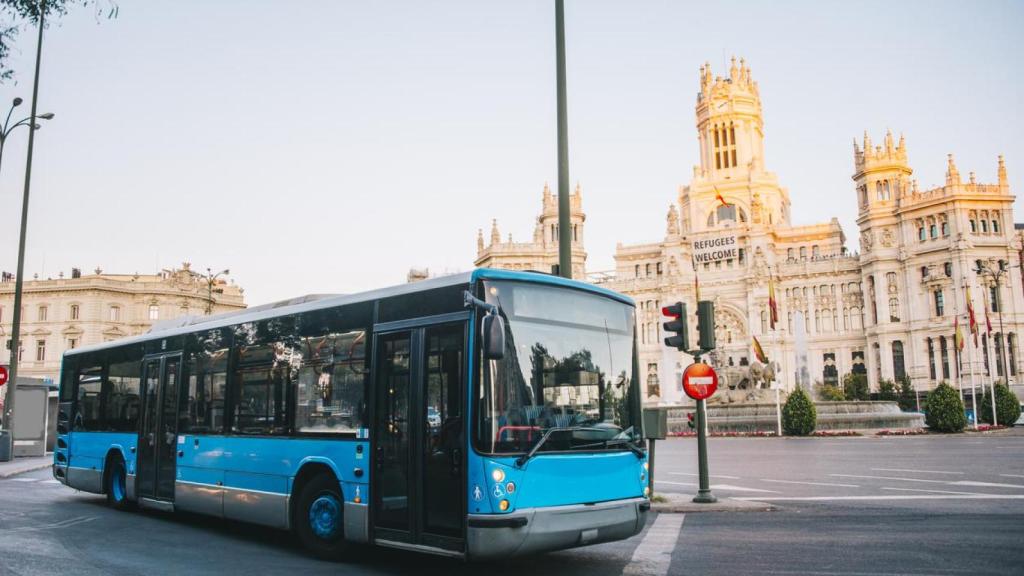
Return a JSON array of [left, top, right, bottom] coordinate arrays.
[[499, 499, 510, 511], [643, 486, 650, 497], [491, 468, 505, 483]]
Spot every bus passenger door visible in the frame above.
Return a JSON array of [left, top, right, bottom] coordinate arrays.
[[372, 321, 466, 553], [137, 354, 182, 504]]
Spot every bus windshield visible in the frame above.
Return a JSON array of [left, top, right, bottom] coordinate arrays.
[[476, 280, 641, 455]]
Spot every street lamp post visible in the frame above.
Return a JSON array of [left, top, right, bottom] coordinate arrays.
[[0, 98, 54, 176], [1, 4, 51, 461], [202, 268, 230, 316], [976, 259, 1016, 425]]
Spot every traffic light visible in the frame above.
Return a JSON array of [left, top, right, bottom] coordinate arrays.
[[697, 300, 716, 352], [661, 302, 689, 351], [687, 412, 695, 429]]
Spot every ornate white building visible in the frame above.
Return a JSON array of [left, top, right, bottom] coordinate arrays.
[[477, 57, 1022, 404], [0, 263, 246, 384]]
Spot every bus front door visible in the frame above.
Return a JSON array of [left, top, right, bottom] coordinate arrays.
[[136, 354, 181, 505], [373, 321, 466, 553]]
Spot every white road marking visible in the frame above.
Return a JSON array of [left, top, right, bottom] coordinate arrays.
[[760, 478, 860, 488], [9, 478, 37, 482], [669, 472, 741, 480], [40, 480, 60, 485], [8, 516, 97, 533], [735, 495, 1024, 501], [881, 487, 983, 496], [871, 468, 963, 475], [656, 480, 778, 493], [832, 474, 1024, 490], [831, 474, 945, 484], [1000, 474, 1024, 479], [622, 513, 684, 576]]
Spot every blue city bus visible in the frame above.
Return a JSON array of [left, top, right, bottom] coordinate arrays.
[[54, 269, 648, 559]]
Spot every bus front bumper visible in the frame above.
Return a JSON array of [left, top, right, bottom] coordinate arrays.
[[466, 497, 649, 559]]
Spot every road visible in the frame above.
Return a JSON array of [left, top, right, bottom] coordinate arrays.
[[0, 433, 1022, 575]]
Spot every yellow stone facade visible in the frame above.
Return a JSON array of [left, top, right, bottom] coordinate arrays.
[[475, 57, 1022, 404], [0, 263, 246, 384]]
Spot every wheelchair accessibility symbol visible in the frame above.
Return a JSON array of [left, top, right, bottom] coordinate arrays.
[[492, 484, 505, 498]]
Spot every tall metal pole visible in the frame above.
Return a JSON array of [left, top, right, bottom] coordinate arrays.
[[555, 0, 571, 279], [691, 352, 716, 503], [2, 2, 46, 456]]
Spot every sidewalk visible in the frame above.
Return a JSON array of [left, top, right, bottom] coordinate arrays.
[[0, 454, 53, 478], [651, 492, 774, 514]]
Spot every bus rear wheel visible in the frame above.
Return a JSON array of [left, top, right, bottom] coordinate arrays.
[[295, 474, 351, 560], [105, 457, 130, 510]]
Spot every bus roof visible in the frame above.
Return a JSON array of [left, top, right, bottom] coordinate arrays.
[[64, 268, 633, 358]]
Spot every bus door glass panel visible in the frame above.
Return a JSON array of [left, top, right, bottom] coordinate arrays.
[[157, 358, 180, 500], [138, 359, 161, 498], [374, 333, 412, 532], [422, 324, 464, 538]]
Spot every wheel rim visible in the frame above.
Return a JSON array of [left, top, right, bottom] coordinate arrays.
[[111, 465, 125, 502], [308, 494, 341, 539]]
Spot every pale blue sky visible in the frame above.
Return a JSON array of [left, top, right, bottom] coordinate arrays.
[[0, 0, 1021, 305]]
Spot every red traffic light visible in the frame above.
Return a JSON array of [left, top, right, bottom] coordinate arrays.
[[662, 304, 682, 318], [662, 302, 688, 351]]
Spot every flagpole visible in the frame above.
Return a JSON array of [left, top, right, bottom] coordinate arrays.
[[982, 283, 998, 426], [965, 283, 979, 429], [953, 295, 963, 406]]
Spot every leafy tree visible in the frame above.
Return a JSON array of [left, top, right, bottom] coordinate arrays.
[[979, 382, 1021, 427], [897, 376, 917, 412], [877, 379, 898, 402], [0, 1, 117, 83], [782, 387, 816, 436], [924, 381, 966, 433], [816, 383, 845, 402], [842, 373, 870, 401]]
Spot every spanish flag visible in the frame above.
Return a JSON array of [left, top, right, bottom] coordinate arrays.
[[966, 286, 978, 346], [954, 315, 965, 352], [768, 275, 779, 330], [752, 335, 768, 364], [714, 186, 729, 208], [982, 287, 993, 335]]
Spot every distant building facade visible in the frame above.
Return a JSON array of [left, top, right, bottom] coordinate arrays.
[[0, 263, 246, 384], [475, 183, 587, 279], [475, 57, 1022, 404]]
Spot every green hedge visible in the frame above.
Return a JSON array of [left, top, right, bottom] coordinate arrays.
[[816, 384, 845, 401], [980, 383, 1021, 426], [783, 387, 816, 436], [924, 381, 966, 433], [842, 373, 870, 401]]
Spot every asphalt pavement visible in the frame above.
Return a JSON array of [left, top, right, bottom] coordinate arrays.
[[0, 433, 1021, 575]]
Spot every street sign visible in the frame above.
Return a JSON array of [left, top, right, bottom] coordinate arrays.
[[0, 365, 8, 387], [682, 362, 718, 400]]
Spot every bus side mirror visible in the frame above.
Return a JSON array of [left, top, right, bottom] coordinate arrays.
[[482, 313, 505, 360]]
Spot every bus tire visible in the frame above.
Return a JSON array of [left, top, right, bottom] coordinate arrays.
[[105, 456, 130, 510], [294, 473, 350, 560]]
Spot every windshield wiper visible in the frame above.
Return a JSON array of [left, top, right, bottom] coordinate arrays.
[[515, 426, 606, 468], [570, 437, 646, 459]]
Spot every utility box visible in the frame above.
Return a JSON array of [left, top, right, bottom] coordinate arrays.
[[11, 378, 52, 457], [643, 408, 667, 440]]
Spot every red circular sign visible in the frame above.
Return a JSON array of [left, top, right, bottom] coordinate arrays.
[[0, 366, 8, 387], [682, 362, 718, 400]]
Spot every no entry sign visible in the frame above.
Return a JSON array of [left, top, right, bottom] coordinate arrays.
[[0, 365, 8, 387], [682, 362, 718, 401]]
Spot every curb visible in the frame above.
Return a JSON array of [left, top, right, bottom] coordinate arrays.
[[651, 497, 774, 514], [0, 460, 52, 479]]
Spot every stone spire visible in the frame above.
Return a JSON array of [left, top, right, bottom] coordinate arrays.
[[998, 155, 1008, 187], [729, 55, 739, 82], [945, 153, 960, 185], [477, 229, 484, 253], [490, 219, 500, 246], [897, 133, 906, 153], [884, 129, 894, 153]]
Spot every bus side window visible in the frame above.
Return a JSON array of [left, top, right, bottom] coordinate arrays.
[[75, 365, 104, 431]]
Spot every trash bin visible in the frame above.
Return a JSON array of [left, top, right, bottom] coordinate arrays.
[[0, 430, 12, 462]]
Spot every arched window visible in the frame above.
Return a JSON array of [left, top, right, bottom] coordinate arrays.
[[981, 220, 988, 233], [892, 340, 906, 380], [970, 220, 977, 233], [929, 224, 937, 238], [918, 227, 926, 241], [876, 181, 884, 200], [787, 248, 794, 261], [716, 203, 737, 223], [944, 262, 952, 277], [941, 221, 949, 236], [992, 220, 1000, 234], [889, 298, 900, 322], [934, 290, 944, 316], [883, 180, 890, 199], [799, 246, 807, 260], [843, 308, 850, 330], [812, 245, 820, 259]]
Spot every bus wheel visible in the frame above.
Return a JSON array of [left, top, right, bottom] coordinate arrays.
[[295, 474, 350, 560], [105, 457, 130, 510]]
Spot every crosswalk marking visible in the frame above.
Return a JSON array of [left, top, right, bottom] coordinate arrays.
[[736, 495, 1024, 501], [657, 480, 777, 493], [760, 478, 859, 488], [872, 467, 964, 475], [622, 513, 685, 576]]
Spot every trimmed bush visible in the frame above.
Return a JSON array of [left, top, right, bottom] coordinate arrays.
[[877, 379, 898, 402], [816, 384, 845, 401], [783, 387, 816, 436], [842, 373, 870, 401], [897, 377, 917, 412], [924, 381, 967, 433], [979, 382, 1021, 426]]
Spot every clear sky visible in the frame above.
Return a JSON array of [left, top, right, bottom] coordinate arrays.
[[0, 0, 1021, 306]]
